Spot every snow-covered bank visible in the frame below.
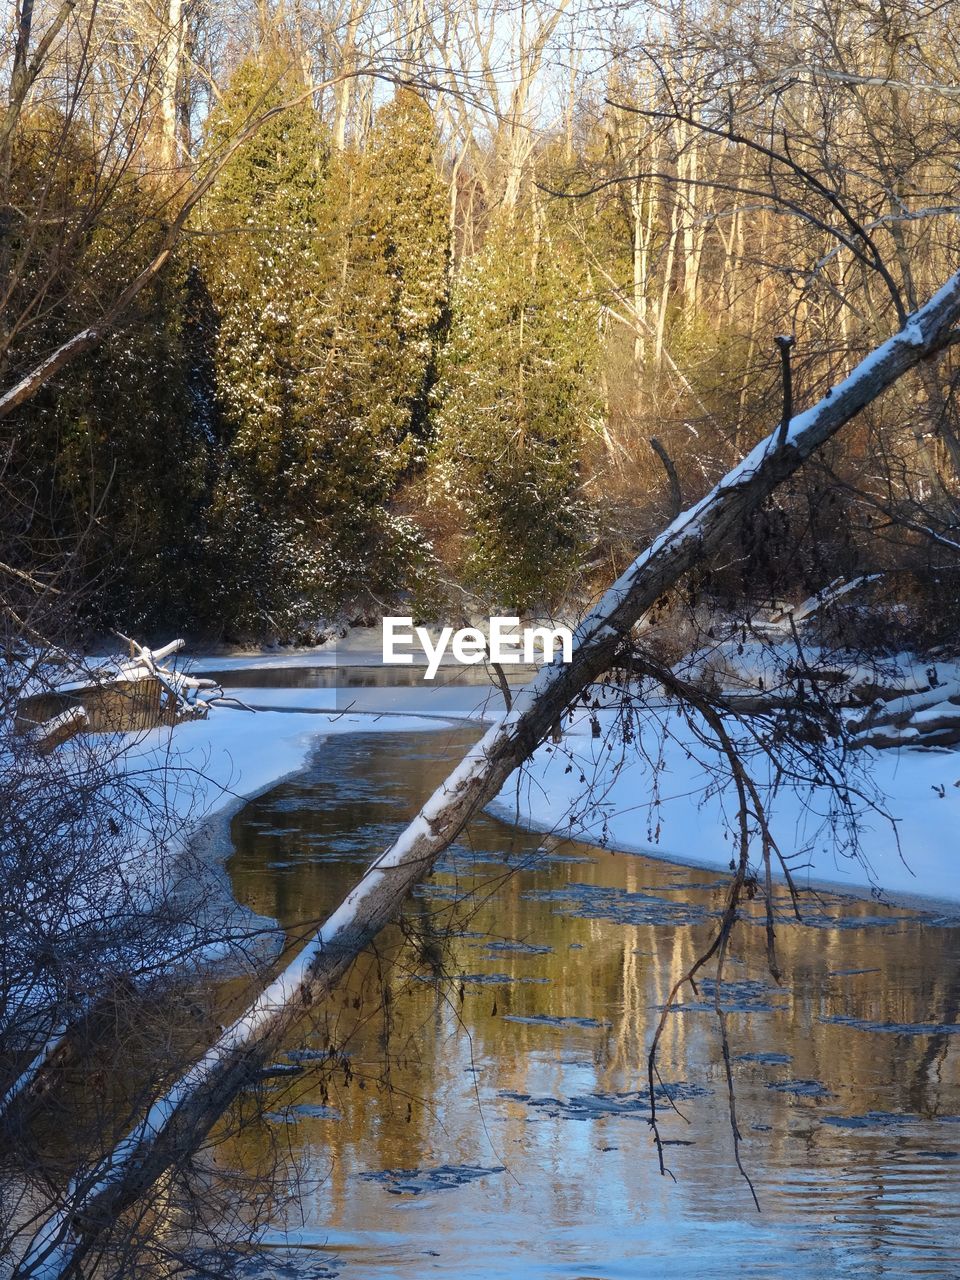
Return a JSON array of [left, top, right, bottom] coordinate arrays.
[[129, 697, 484, 878], [99, 658, 505, 966], [0, 684, 481, 1110], [182, 618, 551, 677], [131, 636, 506, 823], [136, 704, 472, 968], [489, 697, 960, 911], [97, 641, 959, 918], [178, 653, 959, 911], [184, 633, 375, 672]]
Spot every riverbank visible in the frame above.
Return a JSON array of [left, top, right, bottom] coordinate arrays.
[[490, 695, 960, 913], [147, 649, 960, 944], [127, 703, 473, 975]]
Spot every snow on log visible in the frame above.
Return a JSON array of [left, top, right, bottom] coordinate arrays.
[[15, 272, 960, 1280], [28, 706, 88, 754], [0, 1027, 73, 1119], [847, 679, 960, 749], [13, 637, 234, 739], [847, 677, 960, 732], [765, 574, 881, 626], [852, 716, 960, 751]]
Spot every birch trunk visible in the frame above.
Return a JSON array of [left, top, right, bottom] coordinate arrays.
[[16, 271, 960, 1279], [332, 0, 364, 150]]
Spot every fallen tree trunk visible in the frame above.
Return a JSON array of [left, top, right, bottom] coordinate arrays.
[[847, 677, 960, 733], [16, 271, 960, 1279], [670, 629, 957, 743], [764, 573, 881, 627], [852, 719, 960, 750], [849, 698, 960, 750], [14, 636, 240, 742]]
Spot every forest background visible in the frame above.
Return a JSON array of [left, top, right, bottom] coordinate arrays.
[[4, 0, 960, 648]]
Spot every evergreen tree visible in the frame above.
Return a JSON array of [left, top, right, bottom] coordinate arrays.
[[429, 218, 600, 611], [197, 73, 449, 636], [195, 51, 332, 635], [290, 88, 450, 608], [3, 109, 207, 634]]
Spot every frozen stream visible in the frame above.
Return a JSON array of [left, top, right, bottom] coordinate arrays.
[[207, 676, 960, 1280]]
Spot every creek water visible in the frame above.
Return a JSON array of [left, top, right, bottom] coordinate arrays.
[[217, 702, 960, 1279]]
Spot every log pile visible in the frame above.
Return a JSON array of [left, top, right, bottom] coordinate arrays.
[[14, 636, 243, 749], [845, 676, 960, 750]]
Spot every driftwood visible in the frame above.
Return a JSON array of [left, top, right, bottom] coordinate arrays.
[[852, 719, 960, 750], [847, 677, 960, 749], [758, 573, 881, 631], [15, 272, 960, 1280], [675, 572, 960, 748], [695, 674, 960, 749], [684, 666, 960, 750], [701, 637, 960, 749]]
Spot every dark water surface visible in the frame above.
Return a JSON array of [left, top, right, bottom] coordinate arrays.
[[203, 663, 537, 689], [222, 723, 960, 1279]]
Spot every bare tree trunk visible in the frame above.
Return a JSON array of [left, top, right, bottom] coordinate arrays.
[[500, 0, 571, 212], [654, 195, 681, 368], [158, 0, 185, 171], [16, 270, 960, 1280], [563, 30, 580, 162], [332, 0, 365, 150], [679, 134, 704, 308]]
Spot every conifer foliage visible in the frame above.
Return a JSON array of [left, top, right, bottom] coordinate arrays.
[[429, 220, 600, 610], [195, 66, 450, 636], [1, 111, 207, 633], [16, 12, 953, 643], [194, 52, 334, 635]]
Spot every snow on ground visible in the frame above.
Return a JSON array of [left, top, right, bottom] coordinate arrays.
[[25, 688, 487, 1002], [128, 700, 484, 830], [122, 657, 503, 844], [490, 696, 960, 910], [130, 650, 960, 912], [183, 622, 463, 672], [185, 640, 363, 673]]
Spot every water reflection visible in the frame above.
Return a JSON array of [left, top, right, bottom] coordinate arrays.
[[201, 664, 537, 689], [222, 727, 960, 1279]]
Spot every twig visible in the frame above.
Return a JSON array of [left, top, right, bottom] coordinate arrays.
[[775, 335, 796, 448]]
